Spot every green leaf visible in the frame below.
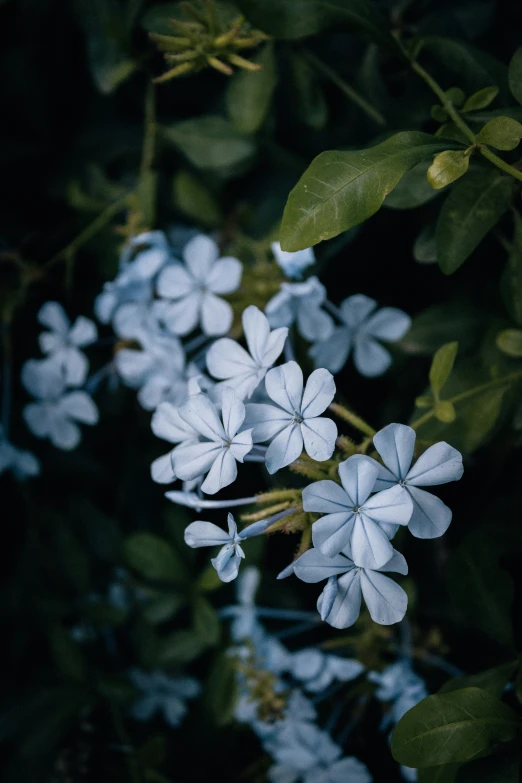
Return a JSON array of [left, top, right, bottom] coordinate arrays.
[[173, 171, 223, 228], [460, 386, 508, 452], [226, 43, 277, 133], [462, 87, 499, 113], [509, 48, 522, 107], [414, 224, 437, 264], [141, 2, 179, 34], [156, 630, 207, 666], [496, 329, 522, 357], [429, 341, 459, 396], [163, 116, 256, 171], [436, 168, 515, 274], [501, 212, 522, 326], [193, 596, 221, 646], [124, 533, 185, 583], [384, 161, 441, 209], [236, 0, 395, 50], [418, 764, 461, 783], [401, 302, 481, 356], [280, 132, 450, 251], [203, 652, 239, 727], [456, 752, 521, 782], [428, 150, 470, 190], [288, 52, 328, 130], [440, 662, 517, 699], [142, 592, 186, 624], [436, 122, 469, 144], [78, 0, 136, 94], [423, 38, 508, 99], [477, 117, 522, 151], [47, 625, 85, 683], [434, 400, 456, 422], [391, 687, 520, 768]]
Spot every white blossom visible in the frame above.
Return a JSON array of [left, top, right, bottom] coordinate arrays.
[[38, 301, 97, 386]]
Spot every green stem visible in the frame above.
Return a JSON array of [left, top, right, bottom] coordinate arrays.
[[140, 81, 156, 176], [45, 191, 132, 270], [411, 59, 522, 184], [411, 370, 522, 430], [329, 402, 376, 437], [303, 50, 387, 127]]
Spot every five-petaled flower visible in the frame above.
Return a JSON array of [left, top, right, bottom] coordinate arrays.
[[303, 454, 413, 568], [206, 305, 288, 400], [157, 234, 242, 336], [246, 361, 337, 474], [172, 387, 252, 494], [311, 294, 411, 377], [265, 277, 334, 342], [129, 668, 200, 728], [38, 301, 97, 386]]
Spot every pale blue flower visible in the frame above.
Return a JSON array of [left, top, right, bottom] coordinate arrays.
[[289, 648, 364, 693], [157, 234, 242, 336], [271, 242, 315, 280], [172, 388, 252, 494], [369, 661, 427, 726], [22, 359, 98, 450], [246, 361, 337, 474], [310, 294, 411, 377], [221, 565, 262, 641], [150, 401, 200, 484], [129, 668, 200, 727], [0, 436, 40, 479], [365, 423, 464, 538], [294, 547, 408, 629], [265, 277, 334, 342], [38, 301, 97, 386], [206, 305, 288, 400], [184, 512, 269, 582], [303, 454, 413, 568]]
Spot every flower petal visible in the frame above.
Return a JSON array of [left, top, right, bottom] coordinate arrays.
[[373, 423, 415, 481], [263, 327, 288, 367], [151, 402, 196, 444], [38, 301, 69, 334], [244, 403, 292, 442], [321, 569, 362, 629], [201, 293, 233, 336], [62, 347, 89, 386], [363, 307, 411, 342], [377, 548, 408, 575], [151, 452, 176, 484], [183, 234, 219, 280], [115, 349, 152, 388], [340, 294, 377, 328], [212, 546, 242, 582], [302, 480, 351, 514], [242, 305, 270, 366], [319, 576, 339, 621], [350, 515, 394, 570], [360, 570, 407, 625], [23, 402, 51, 438], [265, 361, 303, 414], [179, 393, 226, 441], [173, 441, 222, 481], [293, 549, 352, 583], [157, 263, 196, 299], [68, 316, 97, 347], [309, 327, 352, 375], [207, 257, 242, 294], [184, 520, 231, 547], [206, 339, 256, 380], [301, 368, 336, 418], [201, 448, 237, 494], [48, 414, 82, 450], [221, 387, 245, 439], [265, 423, 303, 474], [230, 428, 253, 462], [161, 293, 202, 336], [21, 358, 65, 400], [301, 417, 337, 462], [362, 484, 413, 526], [265, 291, 294, 328], [407, 486, 452, 539], [338, 455, 379, 506], [312, 511, 357, 558], [296, 305, 334, 342], [353, 335, 392, 377], [406, 442, 464, 486], [58, 391, 99, 424]]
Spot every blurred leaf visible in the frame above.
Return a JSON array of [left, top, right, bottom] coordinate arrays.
[[496, 329, 522, 357], [440, 662, 517, 699], [423, 38, 508, 99], [138, 734, 167, 769], [430, 341, 459, 396], [75, 499, 122, 562], [434, 400, 456, 422], [400, 302, 481, 355], [77, 0, 137, 94], [226, 43, 277, 133], [436, 122, 469, 143], [141, 2, 179, 34], [418, 765, 461, 783], [428, 150, 470, 189], [414, 223, 437, 263], [460, 385, 508, 452], [85, 602, 127, 626], [47, 624, 85, 683], [124, 533, 185, 583], [173, 171, 223, 228], [280, 132, 450, 251], [501, 212, 522, 326], [288, 52, 328, 130], [193, 596, 221, 646], [436, 168, 515, 274], [477, 117, 522, 151], [156, 630, 207, 666], [196, 564, 225, 592], [142, 592, 186, 624], [509, 48, 522, 107], [97, 675, 137, 703], [163, 116, 256, 170], [203, 652, 239, 727], [391, 687, 520, 767], [456, 752, 521, 782], [462, 86, 499, 112], [53, 522, 91, 594], [385, 161, 441, 209]]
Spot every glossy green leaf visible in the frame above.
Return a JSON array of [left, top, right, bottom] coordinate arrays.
[[477, 117, 522, 151], [280, 132, 450, 251], [429, 341, 459, 396], [436, 169, 515, 274], [496, 329, 522, 357], [462, 87, 499, 113], [418, 764, 461, 783], [173, 171, 223, 228], [509, 47, 522, 107], [163, 116, 256, 171], [428, 150, 470, 189], [456, 752, 521, 782], [226, 43, 277, 133], [385, 161, 441, 209], [436, 122, 469, 144], [124, 533, 185, 583], [391, 687, 520, 768], [440, 662, 517, 699]]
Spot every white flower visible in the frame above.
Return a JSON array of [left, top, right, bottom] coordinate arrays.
[[38, 302, 97, 386], [129, 668, 200, 727], [22, 359, 98, 450], [303, 454, 413, 568], [310, 294, 411, 377], [0, 437, 40, 479], [289, 648, 364, 693], [206, 305, 288, 400], [265, 277, 334, 342], [365, 423, 463, 539], [157, 234, 242, 336], [245, 361, 337, 474], [221, 565, 262, 641], [271, 242, 315, 279], [150, 401, 199, 484], [294, 547, 408, 629], [172, 388, 252, 494]]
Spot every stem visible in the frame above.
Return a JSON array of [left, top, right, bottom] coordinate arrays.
[[45, 191, 132, 270], [480, 146, 522, 183], [284, 334, 295, 362], [140, 82, 156, 176], [329, 402, 376, 437], [411, 370, 522, 430], [304, 50, 387, 127]]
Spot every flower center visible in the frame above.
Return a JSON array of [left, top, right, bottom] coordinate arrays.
[[292, 412, 303, 425]]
